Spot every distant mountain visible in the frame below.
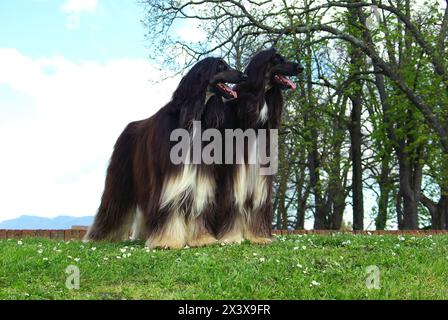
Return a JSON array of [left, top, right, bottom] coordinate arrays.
[[0, 215, 94, 229]]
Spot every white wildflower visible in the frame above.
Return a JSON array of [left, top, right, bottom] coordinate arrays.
[[17, 240, 23, 245], [310, 280, 320, 287]]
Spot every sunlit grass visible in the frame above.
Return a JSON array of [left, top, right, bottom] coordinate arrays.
[[1, 234, 447, 299]]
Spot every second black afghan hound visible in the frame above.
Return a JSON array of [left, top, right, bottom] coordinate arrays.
[[86, 57, 247, 248], [217, 48, 303, 244]]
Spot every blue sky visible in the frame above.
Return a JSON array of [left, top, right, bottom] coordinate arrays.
[[0, 0, 148, 62], [0, 0, 192, 222]]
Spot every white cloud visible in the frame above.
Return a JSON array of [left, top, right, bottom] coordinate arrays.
[[0, 48, 179, 223], [60, 0, 98, 30], [176, 19, 207, 43], [61, 0, 97, 13]]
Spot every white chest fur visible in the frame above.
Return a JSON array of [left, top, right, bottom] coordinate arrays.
[[258, 102, 268, 124]]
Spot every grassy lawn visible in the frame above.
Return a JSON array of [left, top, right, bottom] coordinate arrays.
[[0, 233, 447, 300]]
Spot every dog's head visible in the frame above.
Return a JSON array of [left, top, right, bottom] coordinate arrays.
[[242, 48, 303, 92], [208, 59, 248, 99], [173, 57, 247, 102], [172, 57, 247, 128]]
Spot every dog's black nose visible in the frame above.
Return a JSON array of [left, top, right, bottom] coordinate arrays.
[[241, 73, 248, 80]]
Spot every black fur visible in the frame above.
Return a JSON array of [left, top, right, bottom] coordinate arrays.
[[86, 57, 246, 248], [216, 48, 303, 243]]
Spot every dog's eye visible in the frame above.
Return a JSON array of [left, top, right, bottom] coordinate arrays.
[[218, 61, 228, 71], [273, 55, 283, 64]]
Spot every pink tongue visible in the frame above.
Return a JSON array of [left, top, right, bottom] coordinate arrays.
[[283, 77, 297, 90], [230, 90, 238, 99]]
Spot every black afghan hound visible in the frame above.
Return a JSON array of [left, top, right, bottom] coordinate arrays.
[[85, 57, 247, 248], [217, 48, 303, 244]]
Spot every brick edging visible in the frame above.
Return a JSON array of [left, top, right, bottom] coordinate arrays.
[[0, 229, 87, 241], [1, 229, 447, 241]]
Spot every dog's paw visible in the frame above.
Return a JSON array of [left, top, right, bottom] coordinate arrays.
[[187, 234, 217, 247], [219, 233, 244, 245], [145, 238, 185, 250], [248, 237, 272, 245]]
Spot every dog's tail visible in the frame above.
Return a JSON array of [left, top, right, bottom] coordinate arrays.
[[85, 123, 137, 241]]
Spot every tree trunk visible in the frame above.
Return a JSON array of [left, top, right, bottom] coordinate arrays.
[[294, 164, 307, 230], [397, 150, 421, 229], [302, 6, 326, 230], [277, 161, 289, 230], [421, 193, 448, 230], [376, 156, 391, 230], [349, 94, 364, 230], [347, 7, 365, 230]]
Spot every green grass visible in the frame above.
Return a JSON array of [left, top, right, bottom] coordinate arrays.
[[1, 233, 448, 299]]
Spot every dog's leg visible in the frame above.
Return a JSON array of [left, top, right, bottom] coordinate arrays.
[[244, 203, 273, 245], [186, 171, 217, 247], [219, 214, 245, 244], [131, 207, 147, 241], [145, 211, 187, 249], [187, 216, 217, 247], [240, 172, 272, 245], [216, 164, 246, 244]]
